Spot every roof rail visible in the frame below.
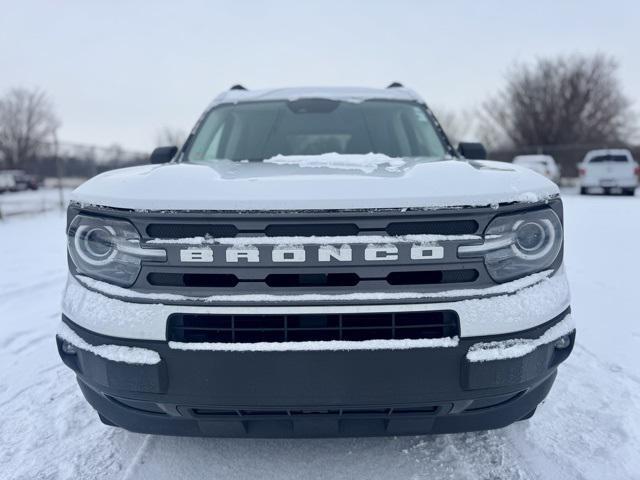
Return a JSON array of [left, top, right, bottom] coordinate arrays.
[[230, 84, 247, 91], [387, 82, 404, 88]]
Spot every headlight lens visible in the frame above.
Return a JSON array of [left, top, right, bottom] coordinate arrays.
[[458, 208, 563, 282], [68, 215, 166, 287]]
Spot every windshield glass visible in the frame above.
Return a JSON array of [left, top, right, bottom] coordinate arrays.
[[588, 154, 630, 163], [186, 99, 449, 162]]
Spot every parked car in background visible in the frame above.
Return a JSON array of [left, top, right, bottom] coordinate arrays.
[[4, 170, 41, 191], [578, 149, 639, 196], [0, 171, 17, 193], [512, 155, 561, 183]]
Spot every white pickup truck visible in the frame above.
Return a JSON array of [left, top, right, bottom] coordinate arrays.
[[578, 149, 639, 195]]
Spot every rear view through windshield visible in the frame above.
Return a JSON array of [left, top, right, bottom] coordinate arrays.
[[588, 154, 630, 163], [187, 99, 448, 162]]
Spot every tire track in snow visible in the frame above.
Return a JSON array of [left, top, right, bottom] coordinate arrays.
[[2, 331, 51, 354], [120, 435, 155, 480], [574, 343, 640, 386], [0, 273, 66, 301]]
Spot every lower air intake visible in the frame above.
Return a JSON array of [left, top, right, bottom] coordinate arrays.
[[167, 311, 459, 343]]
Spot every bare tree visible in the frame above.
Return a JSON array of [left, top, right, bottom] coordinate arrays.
[[154, 126, 187, 148], [0, 87, 61, 169], [104, 143, 126, 168], [482, 54, 636, 147]]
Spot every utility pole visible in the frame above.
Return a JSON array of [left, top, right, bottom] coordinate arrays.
[[54, 133, 64, 210]]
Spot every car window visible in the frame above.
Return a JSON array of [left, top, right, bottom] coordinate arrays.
[[588, 154, 630, 163]]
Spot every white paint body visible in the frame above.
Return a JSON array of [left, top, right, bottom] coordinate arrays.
[[70, 86, 559, 211], [62, 269, 571, 342], [70, 158, 559, 211], [64, 86, 568, 349]]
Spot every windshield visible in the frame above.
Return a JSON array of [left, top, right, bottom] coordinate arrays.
[[186, 99, 449, 162]]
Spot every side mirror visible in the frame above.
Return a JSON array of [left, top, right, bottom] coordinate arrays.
[[150, 146, 178, 164], [458, 142, 487, 160]]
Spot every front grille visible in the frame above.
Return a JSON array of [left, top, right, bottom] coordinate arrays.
[[167, 311, 460, 343], [148, 269, 478, 288], [74, 202, 544, 302], [145, 219, 478, 239], [188, 405, 442, 419], [146, 223, 238, 238]]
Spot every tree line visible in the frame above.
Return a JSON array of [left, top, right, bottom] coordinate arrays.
[[0, 53, 637, 177]]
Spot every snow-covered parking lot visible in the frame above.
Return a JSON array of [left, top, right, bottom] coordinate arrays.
[[1, 191, 639, 480]]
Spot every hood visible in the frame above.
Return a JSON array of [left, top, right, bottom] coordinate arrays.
[[70, 154, 559, 211]]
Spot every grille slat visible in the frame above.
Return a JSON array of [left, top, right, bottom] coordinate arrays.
[[167, 311, 459, 343], [125, 206, 508, 300], [145, 219, 479, 239], [147, 269, 478, 288], [188, 405, 441, 419]]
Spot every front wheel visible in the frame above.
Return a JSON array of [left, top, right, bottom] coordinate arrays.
[[580, 187, 588, 195]]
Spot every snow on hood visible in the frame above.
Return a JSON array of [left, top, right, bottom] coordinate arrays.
[[263, 153, 407, 174], [70, 155, 559, 211]]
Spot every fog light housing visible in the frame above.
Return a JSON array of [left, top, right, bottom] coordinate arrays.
[[554, 335, 571, 350], [61, 340, 78, 355]]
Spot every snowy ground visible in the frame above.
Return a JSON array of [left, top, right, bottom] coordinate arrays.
[[1, 191, 639, 479]]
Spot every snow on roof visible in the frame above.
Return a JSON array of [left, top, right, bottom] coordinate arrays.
[[208, 86, 423, 108]]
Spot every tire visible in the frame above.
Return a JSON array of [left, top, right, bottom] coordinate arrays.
[[624, 188, 636, 196], [579, 187, 588, 195]]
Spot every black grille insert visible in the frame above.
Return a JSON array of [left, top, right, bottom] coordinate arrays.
[[148, 272, 239, 287], [386, 220, 478, 235], [147, 270, 477, 288], [144, 219, 479, 239], [167, 311, 460, 343], [386, 269, 478, 285], [265, 273, 360, 287], [146, 223, 238, 238], [265, 223, 359, 237], [188, 405, 441, 419]]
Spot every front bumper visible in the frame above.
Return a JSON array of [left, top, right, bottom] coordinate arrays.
[[57, 308, 574, 437]]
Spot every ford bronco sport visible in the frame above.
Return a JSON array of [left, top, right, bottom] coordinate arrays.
[[57, 84, 574, 437]]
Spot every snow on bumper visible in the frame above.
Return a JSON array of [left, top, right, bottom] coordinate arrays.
[[466, 314, 575, 362], [57, 323, 160, 365], [62, 268, 571, 342]]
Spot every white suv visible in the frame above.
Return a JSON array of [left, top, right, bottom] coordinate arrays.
[[56, 85, 574, 437], [512, 155, 561, 184], [578, 149, 639, 196]]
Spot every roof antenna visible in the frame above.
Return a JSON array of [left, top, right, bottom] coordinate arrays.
[[230, 84, 247, 91], [387, 82, 404, 88]]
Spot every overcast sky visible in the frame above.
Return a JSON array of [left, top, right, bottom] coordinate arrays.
[[1, 0, 639, 152]]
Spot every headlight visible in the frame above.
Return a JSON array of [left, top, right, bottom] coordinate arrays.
[[458, 208, 563, 282], [67, 215, 166, 287]]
